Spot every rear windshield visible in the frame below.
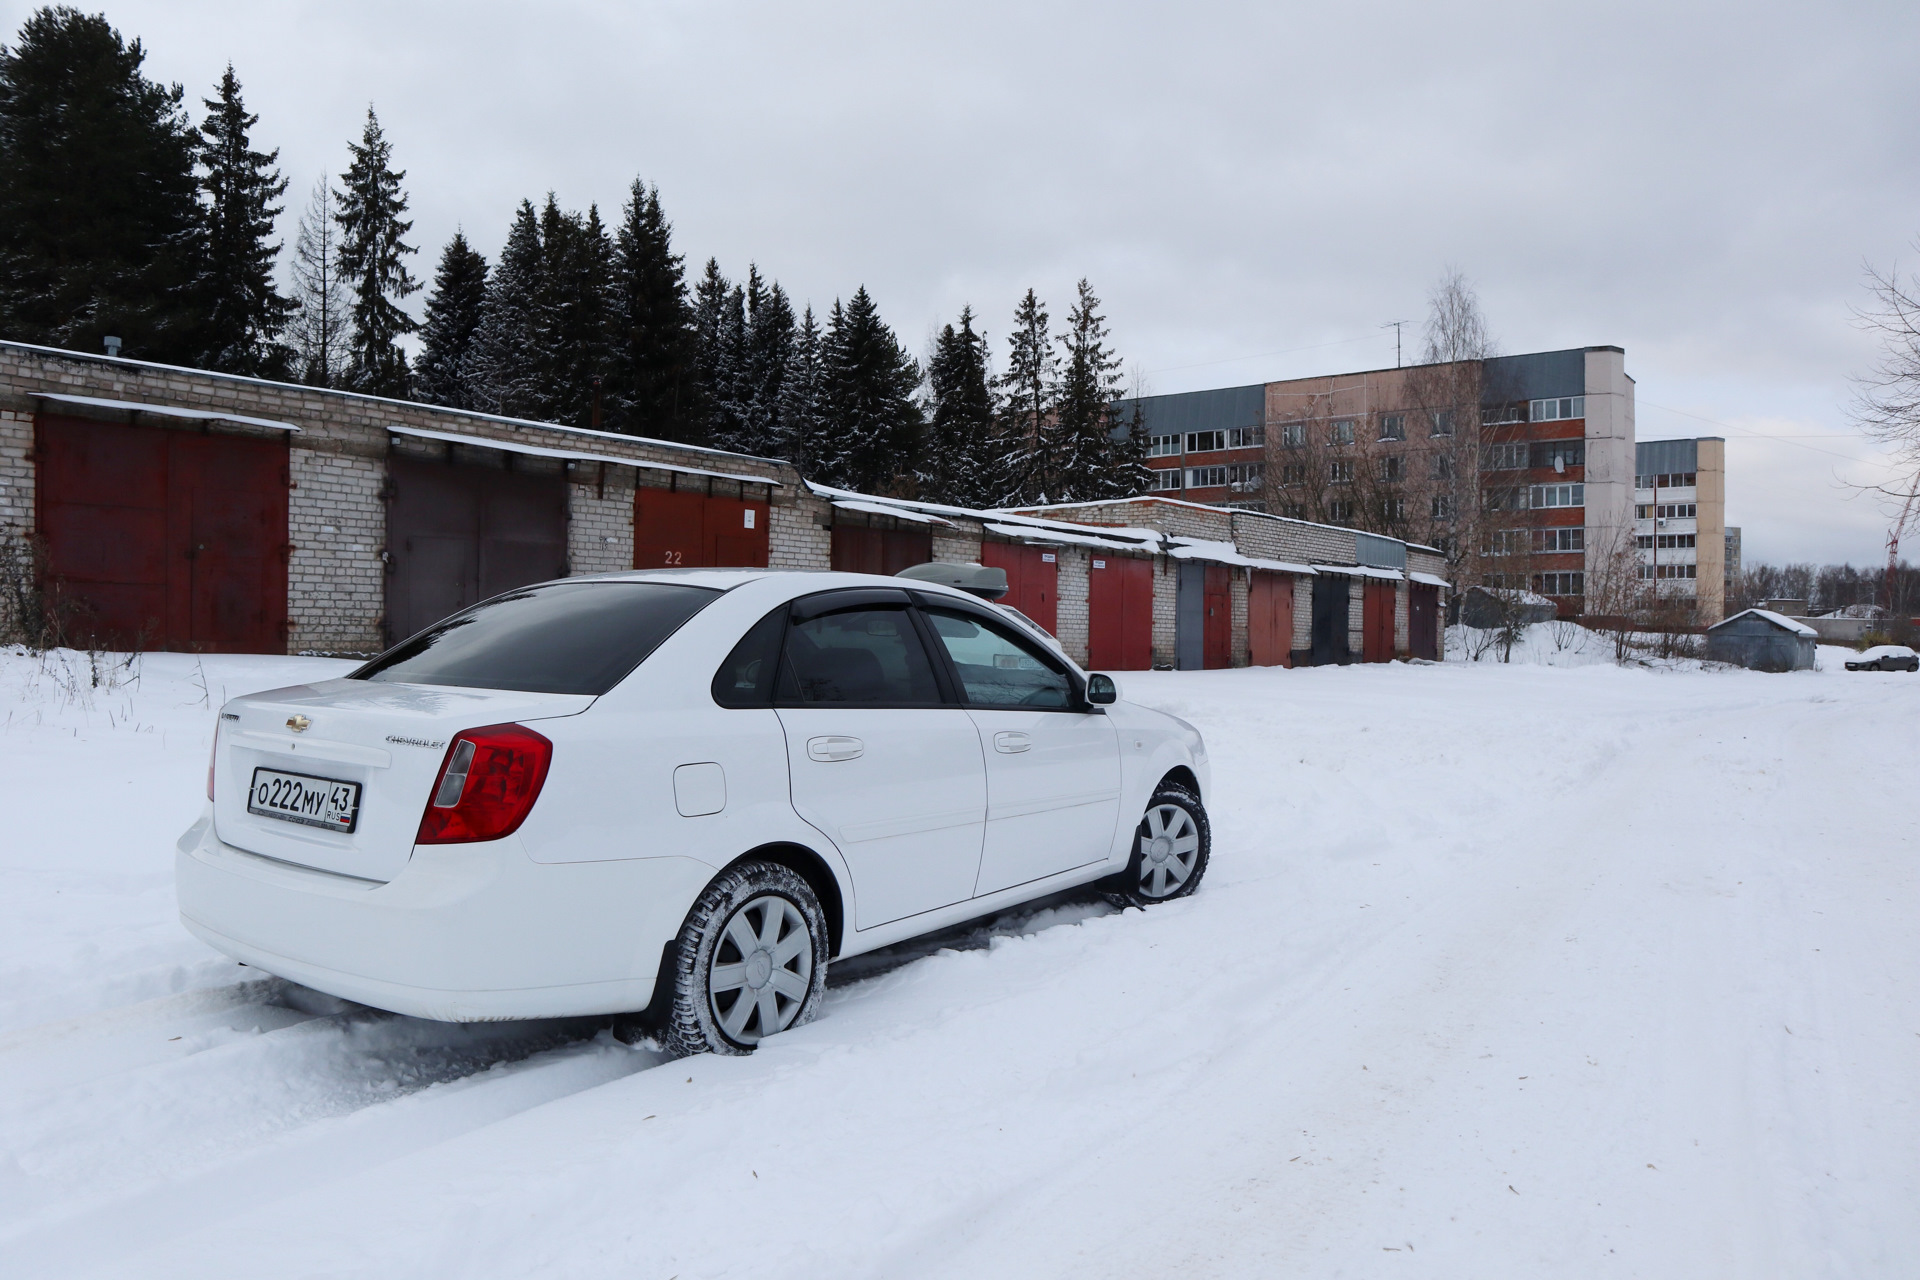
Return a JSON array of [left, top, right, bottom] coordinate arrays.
[[352, 582, 721, 695]]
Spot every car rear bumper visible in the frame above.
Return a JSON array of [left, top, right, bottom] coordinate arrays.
[[175, 814, 717, 1022]]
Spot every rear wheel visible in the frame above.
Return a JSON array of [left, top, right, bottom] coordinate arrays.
[[1104, 783, 1210, 907], [660, 861, 828, 1057]]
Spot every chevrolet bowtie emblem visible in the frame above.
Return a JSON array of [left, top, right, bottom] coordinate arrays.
[[287, 715, 311, 732]]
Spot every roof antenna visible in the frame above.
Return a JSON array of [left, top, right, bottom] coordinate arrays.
[[103, 335, 122, 358], [1381, 321, 1408, 367]]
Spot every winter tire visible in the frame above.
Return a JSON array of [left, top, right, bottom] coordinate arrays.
[[661, 860, 828, 1058], [1105, 782, 1210, 907]]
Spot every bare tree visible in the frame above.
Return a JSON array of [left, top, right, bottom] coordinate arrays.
[[287, 178, 351, 388], [1852, 254, 1920, 494]]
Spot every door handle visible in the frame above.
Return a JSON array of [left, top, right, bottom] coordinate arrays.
[[993, 731, 1032, 754], [806, 735, 864, 762]]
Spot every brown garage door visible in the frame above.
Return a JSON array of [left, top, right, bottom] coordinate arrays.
[[385, 454, 569, 645], [633, 486, 770, 569], [830, 524, 931, 576], [36, 414, 289, 653]]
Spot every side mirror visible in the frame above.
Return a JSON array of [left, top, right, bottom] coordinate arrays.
[[1086, 673, 1119, 705]]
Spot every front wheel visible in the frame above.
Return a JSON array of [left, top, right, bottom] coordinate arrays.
[[660, 860, 828, 1057], [1105, 783, 1210, 907]]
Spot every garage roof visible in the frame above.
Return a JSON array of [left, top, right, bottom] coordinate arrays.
[[387, 424, 783, 488], [31, 391, 302, 432]]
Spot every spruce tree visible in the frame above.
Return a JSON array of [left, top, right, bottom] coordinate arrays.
[[465, 199, 542, 416], [414, 231, 489, 407], [1052, 279, 1144, 500], [606, 180, 697, 441], [531, 198, 614, 428], [995, 289, 1058, 504], [774, 306, 830, 478], [334, 107, 419, 396], [0, 7, 203, 360], [741, 268, 795, 456], [922, 306, 1000, 506], [824, 286, 923, 494], [692, 260, 749, 451], [287, 178, 349, 387], [194, 65, 292, 377]]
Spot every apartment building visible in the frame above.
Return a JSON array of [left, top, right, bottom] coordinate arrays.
[[1128, 346, 1636, 615], [1634, 437, 1727, 622]]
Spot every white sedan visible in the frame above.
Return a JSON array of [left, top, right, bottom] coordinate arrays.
[[177, 570, 1211, 1056]]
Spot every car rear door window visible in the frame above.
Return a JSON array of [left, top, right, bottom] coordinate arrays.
[[353, 581, 720, 695], [777, 607, 942, 705], [923, 608, 1074, 709]]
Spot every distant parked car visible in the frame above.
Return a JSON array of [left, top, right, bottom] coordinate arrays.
[[177, 570, 1212, 1056], [1844, 644, 1919, 672]]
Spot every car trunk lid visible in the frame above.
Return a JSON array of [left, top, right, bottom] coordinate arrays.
[[212, 678, 592, 882]]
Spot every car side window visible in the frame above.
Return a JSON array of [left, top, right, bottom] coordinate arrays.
[[711, 606, 786, 708], [777, 607, 942, 705], [923, 608, 1074, 709]]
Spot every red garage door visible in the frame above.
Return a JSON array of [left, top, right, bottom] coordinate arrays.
[[981, 541, 1058, 635], [634, 487, 770, 570], [1087, 554, 1153, 670], [1203, 564, 1232, 669], [1362, 578, 1396, 662], [36, 415, 288, 653], [1248, 570, 1294, 667], [830, 524, 931, 576]]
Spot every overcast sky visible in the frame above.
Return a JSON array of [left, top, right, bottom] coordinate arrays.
[[13, 0, 1919, 565]]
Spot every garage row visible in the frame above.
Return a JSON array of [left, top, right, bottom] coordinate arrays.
[[1, 342, 1446, 664]]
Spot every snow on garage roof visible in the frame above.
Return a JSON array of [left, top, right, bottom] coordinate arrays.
[[1313, 563, 1404, 581], [831, 499, 955, 526], [1410, 572, 1451, 589], [387, 424, 783, 488], [1715, 608, 1818, 637], [31, 391, 302, 432], [1164, 538, 1315, 575]]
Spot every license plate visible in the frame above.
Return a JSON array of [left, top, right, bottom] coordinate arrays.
[[248, 768, 361, 833]]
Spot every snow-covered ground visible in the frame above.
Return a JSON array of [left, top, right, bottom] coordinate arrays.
[[0, 642, 1912, 1278]]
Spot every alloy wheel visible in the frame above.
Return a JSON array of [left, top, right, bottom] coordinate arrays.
[[1137, 802, 1201, 899], [708, 894, 813, 1044]]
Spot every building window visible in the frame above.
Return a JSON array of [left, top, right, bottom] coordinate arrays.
[[1639, 563, 1698, 580], [1533, 441, 1584, 470], [1228, 425, 1266, 449], [1635, 471, 1696, 489], [1326, 499, 1355, 523], [1532, 527, 1585, 553], [1280, 421, 1307, 449], [1530, 396, 1586, 422], [1328, 459, 1354, 484], [1534, 571, 1585, 596], [1483, 403, 1527, 425], [1331, 419, 1355, 445], [1147, 434, 1181, 458], [1148, 467, 1182, 491], [1227, 501, 1267, 512], [1529, 482, 1584, 509], [1485, 442, 1528, 470], [1433, 453, 1455, 480], [1380, 456, 1404, 483], [1382, 496, 1406, 521], [1378, 413, 1405, 441], [1483, 529, 1526, 557], [1650, 533, 1696, 549], [1185, 429, 1226, 454], [1186, 465, 1228, 488], [1431, 495, 1454, 520], [1638, 502, 1697, 520], [1429, 409, 1455, 437], [1481, 572, 1530, 590], [1228, 462, 1264, 492], [1281, 501, 1308, 519], [1484, 486, 1525, 512], [1280, 463, 1306, 486]]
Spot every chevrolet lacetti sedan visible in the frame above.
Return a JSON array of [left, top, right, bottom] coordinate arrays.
[[177, 569, 1211, 1056]]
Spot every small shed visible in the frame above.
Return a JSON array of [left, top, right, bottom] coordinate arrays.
[[1706, 608, 1817, 672]]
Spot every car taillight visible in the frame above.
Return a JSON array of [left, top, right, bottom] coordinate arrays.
[[416, 723, 553, 845]]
